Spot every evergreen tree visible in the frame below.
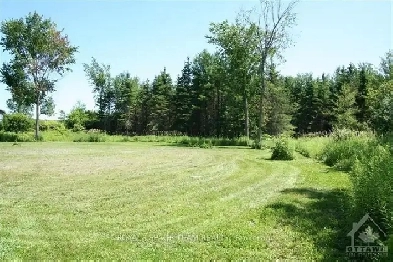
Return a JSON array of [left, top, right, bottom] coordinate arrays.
[[265, 62, 294, 135], [334, 83, 358, 130], [149, 68, 173, 132], [173, 58, 193, 133]]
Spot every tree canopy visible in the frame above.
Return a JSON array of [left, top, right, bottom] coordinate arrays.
[[0, 11, 78, 139]]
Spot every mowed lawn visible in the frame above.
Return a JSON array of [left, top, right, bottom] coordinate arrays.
[[0, 142, 352, 260]]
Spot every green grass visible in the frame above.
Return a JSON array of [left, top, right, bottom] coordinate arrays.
[[0, 130, 252, 147], [0, 142, 355, 259], [293, 136, 331, 159]]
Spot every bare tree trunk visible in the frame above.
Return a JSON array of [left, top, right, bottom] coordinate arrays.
[[257, 57, 266, 147], [35, 93, 40, 140], [243, 90, 249, 138]]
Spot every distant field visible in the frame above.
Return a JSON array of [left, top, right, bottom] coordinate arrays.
[[0, 142, 352, 260]]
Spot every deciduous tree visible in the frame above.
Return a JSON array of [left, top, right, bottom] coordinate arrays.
[[0, 12, 77, 139]]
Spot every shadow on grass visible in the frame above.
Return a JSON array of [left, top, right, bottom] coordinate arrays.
[[265, 187, 353, 261]]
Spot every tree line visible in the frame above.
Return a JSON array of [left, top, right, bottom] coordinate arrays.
[[69, 51, 392, 138], [1, 1, 392, 141]]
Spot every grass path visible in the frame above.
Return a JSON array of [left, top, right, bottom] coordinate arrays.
[[0, 142, 352, 260]]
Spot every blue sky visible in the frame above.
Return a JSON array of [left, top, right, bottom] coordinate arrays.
[[0, 0, 391, 118]]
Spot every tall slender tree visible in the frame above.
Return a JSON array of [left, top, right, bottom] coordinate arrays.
[[83, 57, 112, 131], [207, 15, 259, 138], [0, 12, 77, 139], [247, 0, 299, 147]]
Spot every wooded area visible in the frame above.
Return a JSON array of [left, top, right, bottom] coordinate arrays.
[[0, 1, 392, 140]]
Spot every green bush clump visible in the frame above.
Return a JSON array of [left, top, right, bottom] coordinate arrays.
[[320, 136, 376, 171], [73, 133, 107, 142], [39, 120, 66, 132], [0, 131, 37, 142], [178, 137, 247, 148], [271, 139, 294, 160], [3, 113, 33, 133], [72, 123, 85, 132], [0, 131, 17, 142], [199, 140, 213, 148], [351, 145, 393, 235]]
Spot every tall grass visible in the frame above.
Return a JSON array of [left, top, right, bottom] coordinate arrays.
[[320, 134, 376, 171], [0, 131, 36, 142], [178, 136, 250, 148], [351, 145, 393, 234], [0, 130, 253, 147], [319, 130, 393, 247], [293, 136, 331, 159]]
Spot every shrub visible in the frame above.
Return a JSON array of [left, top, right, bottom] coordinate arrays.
[[271, 139, 294, 160], [0, 131, 36, 142], [320, 136, 376, 171], [0, 131, 18, 142], [3, 113, 33, 133], [73, 133, 107, 142], [72, 123, 85, 132], [351, 145, 393, 234], [199, 140, 213, 148], [39, 120, 66, 132]]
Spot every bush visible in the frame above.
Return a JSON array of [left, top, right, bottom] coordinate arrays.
[[72, 123, 85, 132], [199, 140, 213, 148], [0, 131, 36, 142], [3, 113, 33, 133], [351, 145, 393, 234], [73, 133, 107, 142], [271, 139, 294, 160], [177, 136, 249, 148], [39, 120, 66, 132], [320, 136, 376, 171]]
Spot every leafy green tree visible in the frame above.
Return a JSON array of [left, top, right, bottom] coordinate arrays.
[[65, 101, 89, 131], [207, 16, 259, 138], [6, 98, 33, 116], [191, 50, 232, 137], [83, 57, 113, 131], [3, 113, 33, 133], [40, 96, 55, 116], [368, 80, 393, 134], [380, 50, 393, 80], [0, 12, 78, 140]]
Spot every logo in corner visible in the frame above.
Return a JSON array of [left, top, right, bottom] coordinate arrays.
[[346, 213, 388, 258]]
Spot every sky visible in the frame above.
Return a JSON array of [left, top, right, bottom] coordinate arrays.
[[0, 0, 392, 119]]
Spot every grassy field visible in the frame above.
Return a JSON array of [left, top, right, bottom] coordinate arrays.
[[0, 142, 353, 260]]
